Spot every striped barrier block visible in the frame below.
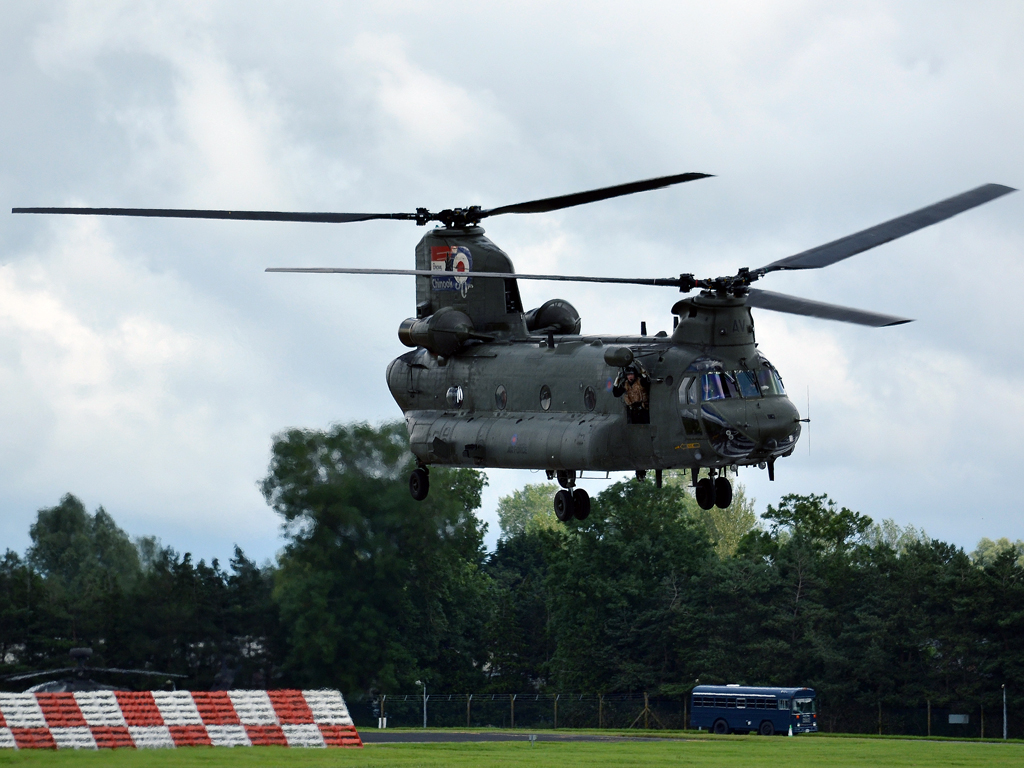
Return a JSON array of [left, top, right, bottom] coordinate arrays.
[[0, 690, 361, 749]]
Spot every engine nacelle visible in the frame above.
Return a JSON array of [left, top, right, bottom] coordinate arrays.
[[398, 307, 477, 356], [524, 299, 582, 335]]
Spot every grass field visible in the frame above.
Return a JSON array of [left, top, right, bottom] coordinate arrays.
[[2, 734, 1024, 768]]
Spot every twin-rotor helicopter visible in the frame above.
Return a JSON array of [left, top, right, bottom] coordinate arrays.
[[15, 174, 1015, 522]]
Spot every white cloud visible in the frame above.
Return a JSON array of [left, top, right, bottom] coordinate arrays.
[[2, 0, 1021, 559]]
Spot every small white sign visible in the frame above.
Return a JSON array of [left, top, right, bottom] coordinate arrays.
[[948, 714, 970, 724]]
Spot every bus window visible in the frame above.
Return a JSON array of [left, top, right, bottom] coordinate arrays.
[[778, 699, 791, 710], [794, 698, 816, 714], [736, 698, 746, 709], [715, 697, 727, 708]]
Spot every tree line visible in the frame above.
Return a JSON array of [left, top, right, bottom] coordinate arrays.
[[2, 421, 1022, 735]]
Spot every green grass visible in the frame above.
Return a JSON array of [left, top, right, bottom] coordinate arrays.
[[1, 734, 1023, 768]]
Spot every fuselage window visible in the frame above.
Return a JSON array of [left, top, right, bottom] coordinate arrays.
[[583, 386, 596, 411], [495, 384, 508, 410], [540, 385, 552, 411]]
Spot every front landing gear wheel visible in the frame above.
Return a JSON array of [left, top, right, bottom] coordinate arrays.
[[572, 489, 591, 520], [695, 477, 716, 510], [714, 477, 733, 508], [554, 489, 575, 522], [409, 468, 429, 501]]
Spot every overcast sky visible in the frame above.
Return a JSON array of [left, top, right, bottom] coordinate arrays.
[[1, 1, 1022, 563]]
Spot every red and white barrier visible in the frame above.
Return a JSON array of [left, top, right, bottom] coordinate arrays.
[[0, 689, 362, 749]]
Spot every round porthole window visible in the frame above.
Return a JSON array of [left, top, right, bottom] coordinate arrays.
[[583, 386, 596, 411], [495, 384, 507, 410], [446, 385, 464, 409], [539, 385, 552, 411]]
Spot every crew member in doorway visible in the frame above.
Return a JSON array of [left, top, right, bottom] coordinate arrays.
[[613, 364, 651, 424]]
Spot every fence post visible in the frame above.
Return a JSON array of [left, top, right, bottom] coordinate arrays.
[[554, 694, 558, 729], [927, 699, 931, 737], [981, 705, 985, 739], [878, 701, 882, 735], [684, 692, 688, 730], [644, 692, 649, 730], [511, 693, 516, 729], [599, 694, 603, 729], [467, 694, 472, 728], [1004, 685, 1008, 740]]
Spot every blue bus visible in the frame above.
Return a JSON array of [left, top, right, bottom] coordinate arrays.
[[690, 685, 818, 735]]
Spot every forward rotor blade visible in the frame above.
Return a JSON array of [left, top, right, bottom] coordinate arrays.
[[12, 207, 419, 223], [266, 266, 683, 286], [758, 183, 1016, 273], [746, 288, 912, 327], [1, 667, 78, 681], [480, 172, 712, 217]]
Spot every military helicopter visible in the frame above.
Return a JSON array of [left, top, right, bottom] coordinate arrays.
[[1, 647, 186, 693], [14, 175, 1015, 521]]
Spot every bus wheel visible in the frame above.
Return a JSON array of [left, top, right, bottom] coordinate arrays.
[[712, 719, 729, 735], [759, 721, 775, 736]]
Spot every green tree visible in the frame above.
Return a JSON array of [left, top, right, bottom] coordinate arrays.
[[972, 537, 1024, 568], [544, 480, 714, 692], [262, 421, 491, 694], [663, 472, 758, 557], [496, 483, 558, 538]]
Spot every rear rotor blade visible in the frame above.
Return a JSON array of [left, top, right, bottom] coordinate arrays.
[[746, 288, 912, 327], [480, 172, 712, 217], [758, 183, 1015, 273], [12, 207, 419, 223], [266, 266, 683, 287]]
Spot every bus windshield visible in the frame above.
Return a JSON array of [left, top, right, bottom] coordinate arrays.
[[794, 698, 816, 714]]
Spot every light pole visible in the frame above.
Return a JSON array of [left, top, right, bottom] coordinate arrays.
[[416, 680, 427, 728]]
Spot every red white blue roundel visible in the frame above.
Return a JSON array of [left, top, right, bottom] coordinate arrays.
[[431, 245, 474, 297]]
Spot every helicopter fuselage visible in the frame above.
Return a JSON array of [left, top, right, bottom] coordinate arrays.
[[386, 295, 801, 476]]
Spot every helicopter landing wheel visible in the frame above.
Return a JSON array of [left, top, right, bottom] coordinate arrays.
[[554, 489, 575, 522], [695, 477, 716, 510], [409, 467, 430, 501], [714, 477, 733, 508], [572, 489, 591, 521]]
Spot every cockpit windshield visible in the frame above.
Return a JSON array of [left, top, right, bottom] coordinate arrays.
[[678, 358, 788, 405], [757, 366, 786, 396], [687, 369, 785, 402]]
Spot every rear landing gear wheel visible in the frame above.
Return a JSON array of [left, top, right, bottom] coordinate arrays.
[[695, 477, 716, 510], [572, 489, 590, 520], [409, 467, 429, 501], [554, 489, 575, 522], [714, 477, 733, 508]]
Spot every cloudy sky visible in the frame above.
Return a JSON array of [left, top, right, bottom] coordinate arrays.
[[1, 1, 1021, 563]]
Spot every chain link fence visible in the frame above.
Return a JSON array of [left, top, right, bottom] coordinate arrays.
[[348, 692, 1021, 739]]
